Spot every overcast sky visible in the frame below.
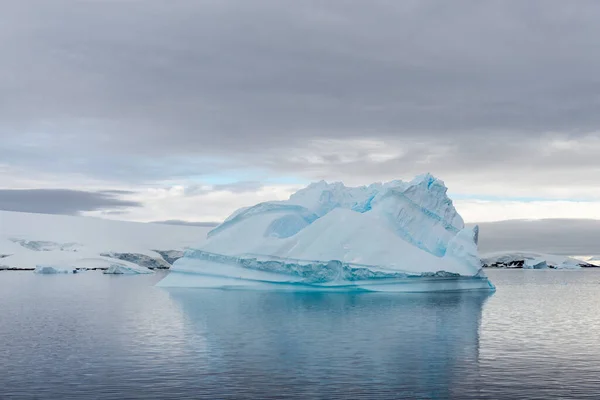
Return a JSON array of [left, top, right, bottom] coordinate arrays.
[[2, 0, 600, 225]]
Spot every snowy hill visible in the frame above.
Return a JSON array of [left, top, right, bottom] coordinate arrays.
[[583, 255, 600, 266], [159, 174, 494, 292], [0, 211, 211, 272], [481, 252, 596, 269]]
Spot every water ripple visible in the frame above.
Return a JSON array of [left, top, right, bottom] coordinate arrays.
[[0, 270, 600, 398]]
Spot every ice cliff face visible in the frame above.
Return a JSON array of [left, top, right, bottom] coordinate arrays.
[[158, 174, 492, 291], [370, 174, 464, 257]]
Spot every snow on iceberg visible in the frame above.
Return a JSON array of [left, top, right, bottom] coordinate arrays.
[[158, 174, 494, 292]]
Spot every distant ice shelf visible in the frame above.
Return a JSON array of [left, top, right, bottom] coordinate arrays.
[[158, 174, 495, 292], [482, 252, 597, 269]]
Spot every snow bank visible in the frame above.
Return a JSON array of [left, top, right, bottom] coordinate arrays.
[[581, 255, 600, 266], [158, 174, 494, 292]]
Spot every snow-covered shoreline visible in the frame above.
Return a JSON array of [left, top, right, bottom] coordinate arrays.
[[0, 210, 210, 273], [481, 252, 598, 269]]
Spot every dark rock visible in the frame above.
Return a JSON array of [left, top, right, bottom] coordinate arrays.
[[0, 265, 35, 271]]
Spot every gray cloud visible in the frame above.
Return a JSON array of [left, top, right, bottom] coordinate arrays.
[[2, 1, 600, 195], [0, 189, 141, 215], [184, 181, 264, 196], [99, 190, 137, 195], [214, 181, 264, 193], [151, 220, 220, 228], [101, 210, 130, 216], [469, 219, 600, 255]]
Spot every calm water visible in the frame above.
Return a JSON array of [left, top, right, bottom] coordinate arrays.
[[1, 270, 600, 399]]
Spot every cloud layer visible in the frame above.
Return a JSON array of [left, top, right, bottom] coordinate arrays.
[[2, 1, 600, 221], [471, 219, 600, 256], [0, 189, 141, 215]]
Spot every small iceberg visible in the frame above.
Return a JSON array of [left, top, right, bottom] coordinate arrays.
[[158, 174, 494, 292], [34, 264, 75, 274], [103, 263, 154, 275]]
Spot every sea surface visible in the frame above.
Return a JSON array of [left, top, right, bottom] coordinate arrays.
[[1, 270, 600, 399]]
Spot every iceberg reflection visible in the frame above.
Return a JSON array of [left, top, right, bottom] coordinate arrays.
[[165, 289, 492, 398]]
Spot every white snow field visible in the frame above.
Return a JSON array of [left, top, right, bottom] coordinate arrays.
[[579, 255, 600, 266], [158, 174, 495, 292], [0, 210, 211, 272], [482, 252, 596, 269]]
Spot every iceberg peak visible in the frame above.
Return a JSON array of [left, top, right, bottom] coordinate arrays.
[[410, 172, 439, 186]]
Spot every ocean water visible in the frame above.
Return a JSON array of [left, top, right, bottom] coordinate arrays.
[[1, 270, 600, 399]]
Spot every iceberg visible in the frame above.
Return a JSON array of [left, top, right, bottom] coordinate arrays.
[[158, 174, 495, 292], [34, 264, 75, 274], [103, 263, 154, 275]]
